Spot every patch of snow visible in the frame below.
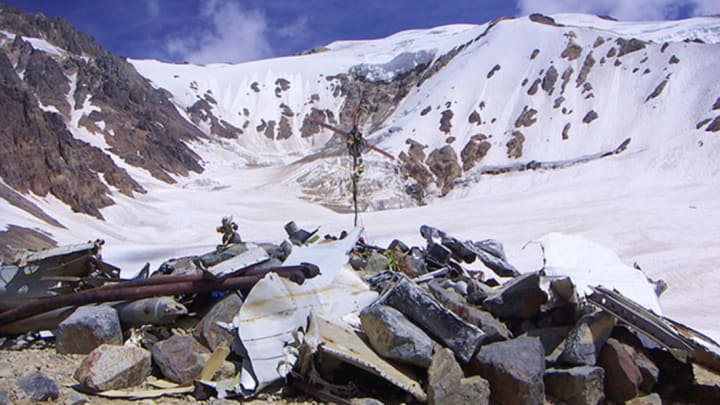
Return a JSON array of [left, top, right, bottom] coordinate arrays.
[[37, 102, 60, 114]]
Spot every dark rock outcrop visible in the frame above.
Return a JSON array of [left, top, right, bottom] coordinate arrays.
[[545, 366, 605, 405], [506, 131, 525, 159], [460, 140, 491, 171], [426, 145, 462, 194]]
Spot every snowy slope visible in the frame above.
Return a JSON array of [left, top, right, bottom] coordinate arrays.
[[2, 14, 720, 340]]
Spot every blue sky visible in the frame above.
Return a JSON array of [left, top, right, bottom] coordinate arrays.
[[9, 0, 720, 64]]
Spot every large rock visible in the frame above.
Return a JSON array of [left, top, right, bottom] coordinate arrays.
[[55, 304, 123, 354], [482, 272, 547, 319], [559, 311, 615, 366], [380, 275, 486, 363], [526, 326, 573, 355], [194, 292, 243, 350], [598, 338, 643, 403], [359, 305, 434, 368], [74, 344, 151, 391], [544, 366, 605, 405], [474, 336, 545, 405], [427, 280, 512, 342], [455, 375, 490, 405], [151, 335, 210, 384], [427, 346, 464, 405], [18, 371, 58, 401]]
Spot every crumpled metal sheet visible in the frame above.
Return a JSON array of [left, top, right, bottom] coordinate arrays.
[[537, 232, 662, 314], [205, 244, 269, 278], [232, 228, 378, 393], [303, 312, 426, 402]]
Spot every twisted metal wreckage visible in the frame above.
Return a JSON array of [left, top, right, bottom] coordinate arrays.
[[0, 219, 719, 401]]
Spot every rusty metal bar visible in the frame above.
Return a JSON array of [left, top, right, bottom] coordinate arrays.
[[0, 264, 318, 327]]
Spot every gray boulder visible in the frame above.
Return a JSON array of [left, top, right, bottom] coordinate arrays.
[[482, 272, 547, 319], [380, 275, 486, 363], [474, 336, 546, 405], [559, 311, 615, 366], [55, 304, 123, 354], [427, 346, 489, 405], [627, 345, 659, 392], [428, 280, 511, 342], [74, 344, 151, 391], [544, 366, 605, 405], [526, 326, 573, 355], [18, 371, 58, 401], [598, 338, 643, 403], [359, 305, 433, 368], [194, 292, 243, 350], [151, 335, 210, 384]]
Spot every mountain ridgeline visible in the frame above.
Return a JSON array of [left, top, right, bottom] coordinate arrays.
[[1, 4, 719, 238]]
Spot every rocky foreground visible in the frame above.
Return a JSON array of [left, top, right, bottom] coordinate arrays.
[[1, 221, 720, 404]]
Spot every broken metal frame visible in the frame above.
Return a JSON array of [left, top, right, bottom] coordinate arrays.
[[587, 285, 720, 373]]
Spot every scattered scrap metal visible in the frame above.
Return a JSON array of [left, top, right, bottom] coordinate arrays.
[[1, 219, 719, 404]]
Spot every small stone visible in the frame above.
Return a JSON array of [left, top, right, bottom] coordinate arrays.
[[453, 375, 490, 405], [427, 347, 464, 405], [360, 305, 434, 368], [55, 305, 123, 354], [152, 335, 210, 384], [473, 336, 545, 404], [626, 393, 662, 405], [628, 345, 659, 392], [482, 272, 547, 319], [0, 388, 10, 405], [18, 371, 59, 401], [598, 338, 643, 403], [365, 251, 389, 273], [560, 311, 615, 366], [544, 366, 605, 405], [66, 390, 89, 405], [194, 292, 243, 350], [74, 344, 151, 391]]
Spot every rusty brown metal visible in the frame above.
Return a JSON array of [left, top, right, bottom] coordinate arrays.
[[0, 264, 318, 329]]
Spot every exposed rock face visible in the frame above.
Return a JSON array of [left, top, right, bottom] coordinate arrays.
[[515, 106, 538, 128], [439, 109, 453, 134], [617, 38, 647, 56], [460, 140, 491, 171], [542, 65, 558, 94], [561, 41, 583, 61], [506, 131, 525, 159], [0, 5, 207, 218], [426, 145, 462, 194]]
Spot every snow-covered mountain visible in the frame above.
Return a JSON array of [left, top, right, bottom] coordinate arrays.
[[1, 6, 719, 338]]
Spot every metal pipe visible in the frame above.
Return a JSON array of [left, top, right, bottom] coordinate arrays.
[[0, 265, 316, 327]]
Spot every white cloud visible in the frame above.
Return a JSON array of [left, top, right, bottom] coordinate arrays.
[[165, 0, 272, 64], [516, 0, 720, 21]]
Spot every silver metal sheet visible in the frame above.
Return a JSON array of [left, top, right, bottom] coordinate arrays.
[[206, 244, 269, 278]]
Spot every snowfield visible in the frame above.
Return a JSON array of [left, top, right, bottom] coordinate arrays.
[[2, 14, 720, 342]]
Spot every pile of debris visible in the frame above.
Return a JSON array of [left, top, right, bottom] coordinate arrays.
[[0, 218, 719, 404]]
